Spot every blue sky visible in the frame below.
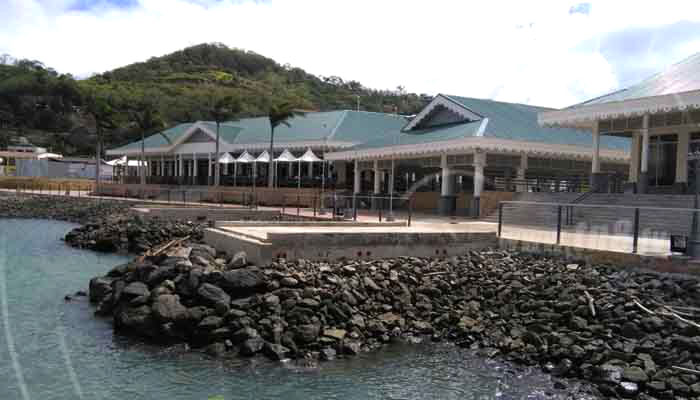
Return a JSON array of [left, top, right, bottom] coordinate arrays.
[[2, 0, 699, 108]]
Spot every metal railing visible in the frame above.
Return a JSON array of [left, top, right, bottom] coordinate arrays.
[[5, 181, 414, 225], [280, 193, 414, 226], [497, 200, 697, 255]]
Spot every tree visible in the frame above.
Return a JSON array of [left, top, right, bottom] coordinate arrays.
[[266, 99, 305, 188], [83, 93, 117, 189], [129, 97, 165, 187], [204, 95, 241, 186]]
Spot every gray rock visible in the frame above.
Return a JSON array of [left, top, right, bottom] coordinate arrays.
[[239, 337, 265, 356], [622, 366, 648, 383], [232, 327, 259, 343], [295, 324, 320, 344], [122, 282, 150, 299], [205, 342, 227, 357], [221, 267, 266, 296], [227, 251, 247, 269], [320, 347, 337, 361], [263, 342, 291, 361], [89, 277, 113, 303], [197, 283, 230, 308], [151, 294, 188, 323]]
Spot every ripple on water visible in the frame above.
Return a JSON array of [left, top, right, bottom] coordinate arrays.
[[0, 219, 591, 400]]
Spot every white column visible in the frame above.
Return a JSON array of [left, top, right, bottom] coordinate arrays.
[[193, 153, 198, 180], [641, 114, 650, 174], [308, 161, 313, 178], [373, 160, 381, 194], [516, 154, 527, 192], [440, 154, 452, 196], [353, 160, 361, 194], [677, 130, 690, 184], [629, 134, 640, 183], [178, 154, 183, 177], [389, 160, 395, 195], [207, 153, 212, 180], [160, 154, 164, 176], [592, 121, 601, 173], [473, 152, 486, 198]]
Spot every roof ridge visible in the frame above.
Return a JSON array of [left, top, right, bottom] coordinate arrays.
[[443, 93, 554, 111], [326, 110, 349, 141]]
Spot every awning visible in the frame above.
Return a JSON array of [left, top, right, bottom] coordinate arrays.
[[274, 149, 297, 162], [236, 151, 256, 163], [218, 152, 236, 164], [106, 156, 146, 167], [297, 148, 322, 162], [255, 150, 270, 163]]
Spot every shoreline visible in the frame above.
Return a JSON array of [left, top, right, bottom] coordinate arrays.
[[5, 193, 700, 398]]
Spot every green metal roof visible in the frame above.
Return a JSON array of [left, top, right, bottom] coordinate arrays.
[[108, 110, 407, 153], [329, 111, 408, 143], [445, 95, 629, 151], [344, 95, 630, 152], [349, 121, 483, 151], [573, 52, 700, 107], [110, 123, 194, 152]]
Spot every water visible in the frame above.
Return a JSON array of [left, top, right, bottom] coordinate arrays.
[[0, 219, 582, 400]]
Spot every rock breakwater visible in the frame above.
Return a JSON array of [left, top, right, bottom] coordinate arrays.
[[89, 246, 700, 398]]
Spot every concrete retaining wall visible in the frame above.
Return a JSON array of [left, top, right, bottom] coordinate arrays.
[[133, 207, 283, 221], [205, 227, 497, 265], [499, 237, 700, 275]]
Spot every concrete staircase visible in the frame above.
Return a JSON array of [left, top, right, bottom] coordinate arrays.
[[483, 192, 581, 224], [570, 194, 695, 237]]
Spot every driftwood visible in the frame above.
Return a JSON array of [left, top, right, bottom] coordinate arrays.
[[632, 297, 656, 315], [672, 366, 700, 376], [137, 235, 191, 263], [584, 290, 596, 318]]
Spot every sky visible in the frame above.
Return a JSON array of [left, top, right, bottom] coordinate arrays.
[[2, 0, 700, 108]]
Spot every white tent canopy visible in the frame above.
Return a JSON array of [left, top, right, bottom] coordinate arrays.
[[37, 152, 63, 159], [274, 149, 297, 162], [235, 151, 256, 163], [106, 156, 146, 167], [255, 150, 270, 163], [218, 152, 236, 164], [297, 148, 322, 163]]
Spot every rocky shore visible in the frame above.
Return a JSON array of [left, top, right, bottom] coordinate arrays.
[[88, 245, 700, 399], [0, 193, 207, 253]]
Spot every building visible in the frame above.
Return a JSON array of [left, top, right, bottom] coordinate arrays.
[[326, 95, 629, 215], [106, 99, 629, 215], [105, 110, 409, 186], [539, 52, 700, 194]]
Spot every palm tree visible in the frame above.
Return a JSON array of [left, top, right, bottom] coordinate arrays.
[[206, 96, 241, 187], [129, 98, 165, 188], [83, 93, 116, 190], [267, 101, 305, 188]]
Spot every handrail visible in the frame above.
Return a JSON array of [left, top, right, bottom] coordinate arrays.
[[501, 200, 699, 213]]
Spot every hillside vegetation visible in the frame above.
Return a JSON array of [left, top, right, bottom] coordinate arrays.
[[0, 43, 428, 156]]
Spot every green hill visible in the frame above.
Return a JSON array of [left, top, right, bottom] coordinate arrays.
[[0, 43, 429, 156]]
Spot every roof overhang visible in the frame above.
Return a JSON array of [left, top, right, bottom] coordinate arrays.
[[325, 137, 629, 163], [106, 122, 229, 156], [539, 89, 700, 129], [403, 94, 482, 131]]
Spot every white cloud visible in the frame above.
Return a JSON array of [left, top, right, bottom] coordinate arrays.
[[1, 0, 700, 108]]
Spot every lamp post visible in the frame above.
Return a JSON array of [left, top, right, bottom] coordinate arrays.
[[688, 150, 700, 258]]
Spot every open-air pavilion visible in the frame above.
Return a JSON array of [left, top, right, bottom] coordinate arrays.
[[105, 110, 408, 189], [539, 52, 700, 194], [326, 94, 629, 216]]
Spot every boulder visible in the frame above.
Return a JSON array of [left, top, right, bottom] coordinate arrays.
[[263, 342, 291, 361], [239, 337, 265, 356], [122, 282, 150, 300], [226, 251, 247, 269], [295, 324, 320, 344], [221, 267, 267, 297], [197, 283, 231, 308], [89, 277, 113, 303], [151, 294, 188, 323]]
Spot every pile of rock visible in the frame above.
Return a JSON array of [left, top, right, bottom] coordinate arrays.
[[0, 193, 130, 223], [65, 216, 207, 253], [88, 247, 700, 398]]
